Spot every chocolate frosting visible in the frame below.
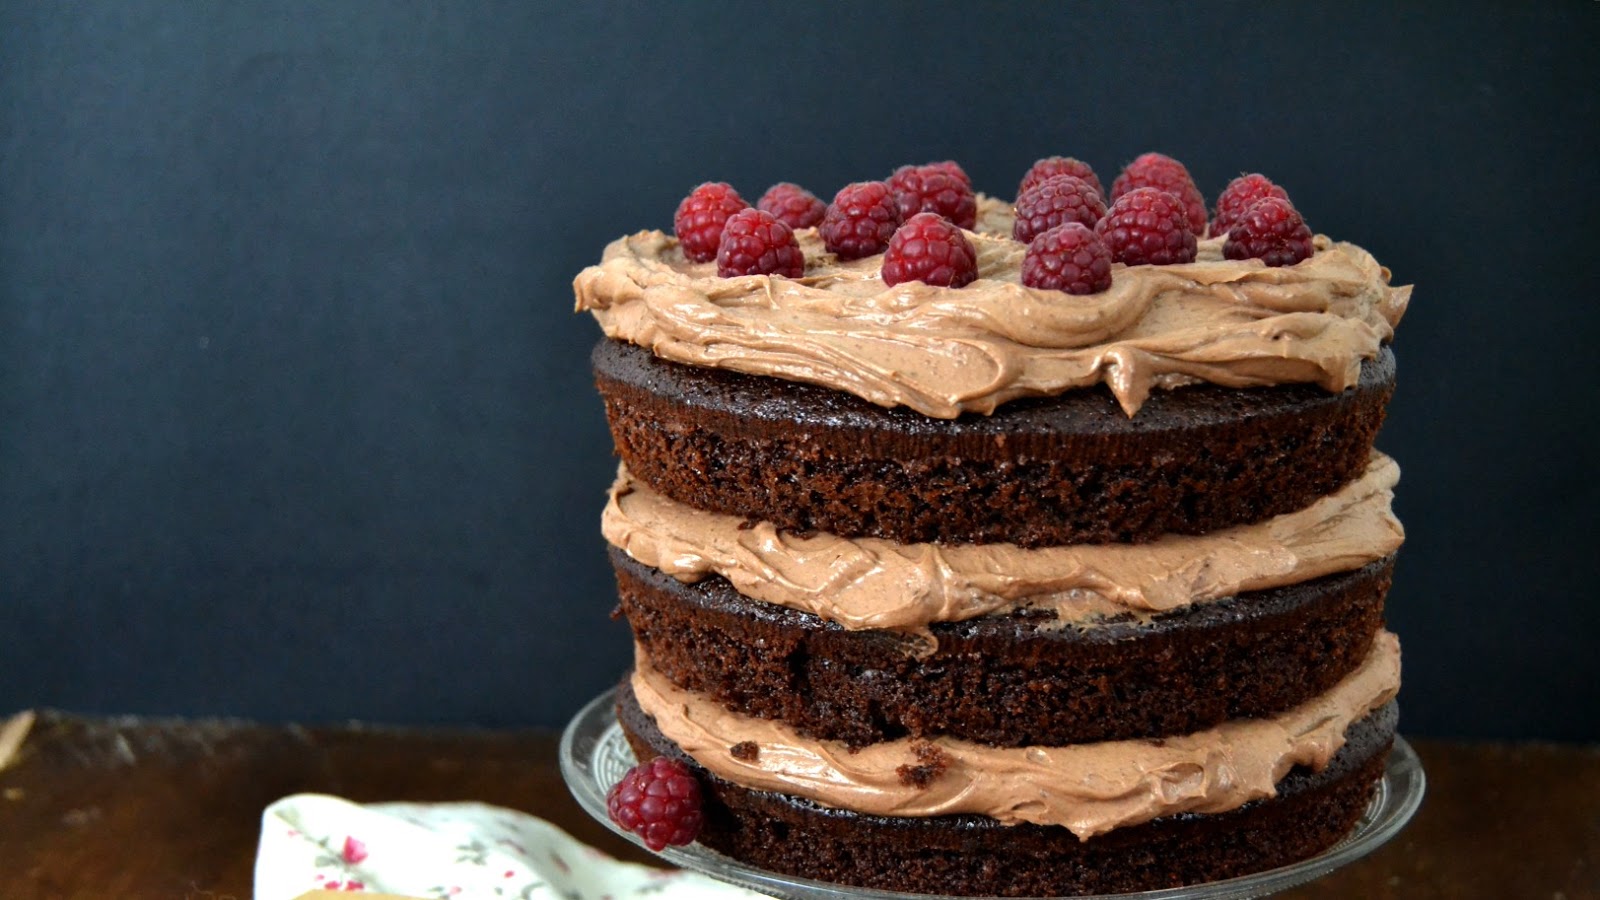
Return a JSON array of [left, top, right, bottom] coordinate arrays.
[[630, 631, 1402, 839], [603, 454, 1402, 637], [574, 197, 1410, 417]]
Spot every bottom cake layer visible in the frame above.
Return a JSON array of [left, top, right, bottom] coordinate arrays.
[[618, 683, 1397, 897]]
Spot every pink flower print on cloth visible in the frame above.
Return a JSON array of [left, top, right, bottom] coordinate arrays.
[[256, 794, 761, 899]]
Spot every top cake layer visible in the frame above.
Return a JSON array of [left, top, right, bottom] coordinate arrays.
[[574, 198, 1410, 418], [593, 339, 1394, 545]]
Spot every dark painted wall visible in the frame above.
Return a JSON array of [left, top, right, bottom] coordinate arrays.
[[2, 2, 1596, 740]]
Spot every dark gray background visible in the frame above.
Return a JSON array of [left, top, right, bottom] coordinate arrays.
[[2, 2, 1596, 740]]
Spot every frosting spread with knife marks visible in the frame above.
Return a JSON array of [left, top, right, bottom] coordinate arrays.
[[604, 454, 1402, 640], [574, 197, 1410, 418], [631, 631, 1401, 839]]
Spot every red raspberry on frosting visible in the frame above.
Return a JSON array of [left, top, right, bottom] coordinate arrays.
[[1017, 156, 1105, 203], [1110, 153, 1208, 236], [757, 182, 827, 229], [716, 208, 805, 278], [1223, 197, 1315, 267], [820, 181, 902, 260], [881, 212, 978, 288], [1012, 175, 1107, 244], [1212, 174, 1291, 237], [606, 757, 704, 852], [1095, 187, 1198, 265], [673, 182, 750, 263], [1021, 222, 1113, 294], [887, 163, 978, 230]]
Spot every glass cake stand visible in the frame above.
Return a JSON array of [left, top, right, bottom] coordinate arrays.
[[560, 688, 1425, 900]]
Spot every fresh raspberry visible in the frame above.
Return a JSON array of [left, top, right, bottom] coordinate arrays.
[[673, 182, 749, 263], [1110, 153, 1208, 236], [820, 181, 902, 260], [1094, 187, 1198, 265], [881, 212, 979, 288], [1212, 174, 1291, 237], [1017, 156, 1104, 202], [887, 163, 977, 230], [1012, 175, 1107, 243], [1021, 222, 1113, 294], [927, 159, 972, 188], [606, 757, 704, 852], [1223, 197, 1314, 267], [716, 208, 805, 278], [757, 182, 827, 229]]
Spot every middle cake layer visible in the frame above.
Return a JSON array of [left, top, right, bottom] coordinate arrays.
[[605, 450, 1401, 747], [614, 548, 1392, 747]]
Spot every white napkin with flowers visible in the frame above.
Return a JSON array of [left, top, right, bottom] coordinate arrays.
[[255, 794, 766, 899]]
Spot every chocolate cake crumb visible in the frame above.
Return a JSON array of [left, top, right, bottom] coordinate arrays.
[[896, 740, 949, 788], [730, 741, 760, 761], [618, 685, 1398, 897], [594, 338, 1395, 546], [612, 547, 1392, 747]]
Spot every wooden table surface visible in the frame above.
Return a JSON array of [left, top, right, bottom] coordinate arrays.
[[1, 710, 1595, 900]]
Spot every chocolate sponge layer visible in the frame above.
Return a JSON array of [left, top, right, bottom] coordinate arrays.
[[593, 338, 1395, 546], [613, 547, 1393, 747], [618, 683, 1397, 897]]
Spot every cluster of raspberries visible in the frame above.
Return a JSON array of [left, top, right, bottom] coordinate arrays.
[[672, 162, 980, 287], [671, 154, 1314, 298]]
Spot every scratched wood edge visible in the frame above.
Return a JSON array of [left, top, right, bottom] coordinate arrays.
[[15, 708, 558, 741], [0, 709, 36, 771], [1, 708, 572, 777], [7, 708, 277, 772]]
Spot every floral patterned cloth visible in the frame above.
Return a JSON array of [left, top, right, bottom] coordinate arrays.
[[256, 794, 767, 899]]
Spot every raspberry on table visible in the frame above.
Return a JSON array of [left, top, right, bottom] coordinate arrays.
[[881, 212, 979, 288], [820, 181, 903, 260], [606, 757, 705, 852], [1110, 152, 1208, 236], [1095, 187, 1198, 265], [1223, 196, 1315, 266], [1212, 173, 1291, 237], [757, 182, 827, 229], [1021, 222, 1114, 294], [716, 208, 805, 278], [673, 182, 750, 263], [887, 163, 978, 230], [1017, 156, 1105, 202], [1012, 175, 1107, 244]]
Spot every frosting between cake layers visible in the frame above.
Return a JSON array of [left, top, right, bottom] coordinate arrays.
[[629, 631, 1402, 840], [603, 454, 1402, 637], [574, 197, 1411, 417]]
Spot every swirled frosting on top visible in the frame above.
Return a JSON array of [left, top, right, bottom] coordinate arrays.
[[604, 454, 1402, 640], [574, 197, 1409, 418], [632, 631, 1401, 839]]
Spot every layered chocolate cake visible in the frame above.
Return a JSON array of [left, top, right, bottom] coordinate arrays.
[[574, 158, 1411, 896]]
